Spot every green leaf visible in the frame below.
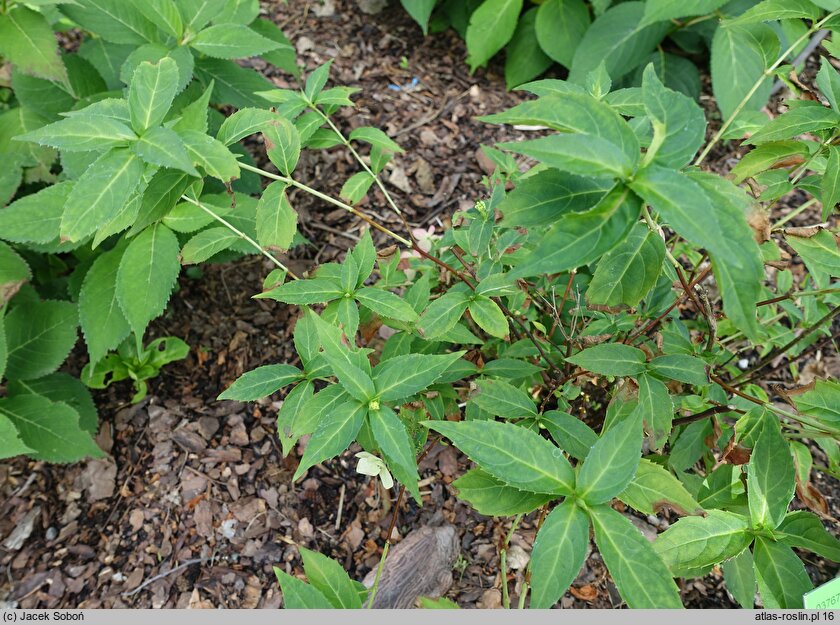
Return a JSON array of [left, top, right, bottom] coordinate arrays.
[[566, 343, 647, 377], [505, 8, 553, 89], [131, 0, 182, 38], [216, 108, 281, 146], [323, 350, 376, 403], [711, 23, 779, 121], [453, 468, 553, 516], [619, 458, 703, 516], [500, 134, 633, 179], [299, 547, 362, 609], [589, 504, 683, 608], [0, 394, 103, 463], [274, 567, 333, 609], [754, 537, 812, 609], [653, 510, 752, 576], [497, 169, 609, 228], [354, 287, 418, 323], [348, 127, 403, 153], [181, 227, 239, 264], [7, 372, 98, 435], [540, 411, 597, 460], [630, 167, 764, 340], [634, 373, 673, 450], [641, 64, 706, 168], [127, 57, 179, 132], [277, 381, 313, 455], [133, 126, 199, 175], [530, 499, 590, 608], [340, 172, 375, 205], [0, 181, 69, 245], [0, 6, 67, 84], [259, 278, 343, 305], [16, 115, 136, 152], [792, 379, 840, 431], [400, 0, 436, 34], [425, 419, 575, 495], [264, 117, 301, 176], [116, 223, 181, 338], [647, 355, 708, 386], [293, 399, 366, 480], [180, 129, 240, 183], [0, 316, 6, 382], [730, 141, 810, 184], [465, 0, 523, 71], [786, 228, 840, 288], [190, 24, 281, 59], [61, 0, 158, 44], [727, 0, 820, 25], [577, 413, 642, 504], [748, 421, 795, 530], [4, 300, 78, 381], [587, 223, 665, 308], [534, 0, 590, 68], [0, 242, 30, 305], [418, 290, 470, 340], [0, 412, 34, 460], [218, 364, 301, 401], [821, 145, 840, 220], [468, 296, 508, 339], [120, 43, 194, 94], [61, 148, 144, 242], [470, 378, 537, 419], [251, 18, 300, 78], [775, 511, 840, 562], [817, 57, 840, 112], [304, 61, 332, 101], [641, 0, 728, 25], [79, 244, 130, 363], [372, 352, 465, 402], [568, 2, 670, 83], [256, 181, 297, 251], [722, 549, 756, 608], [370, 406, 421, 502], [512, 184, 641, 278], [747, 104, 840, 144], [194, 57, 275, 109]]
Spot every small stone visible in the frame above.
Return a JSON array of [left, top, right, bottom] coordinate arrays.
[[230, 423, 249, 446], [197, 417, 220, 440], [506, 544, 530, 570], [297, 518, 315, 539], [129, 509, 145, 531], [477, 588, 502, 609]]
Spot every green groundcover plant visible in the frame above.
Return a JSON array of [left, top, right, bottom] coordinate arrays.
[[0, 0, 838, 611], [218, 11, 838, 610], [0, 0, 297, 460]]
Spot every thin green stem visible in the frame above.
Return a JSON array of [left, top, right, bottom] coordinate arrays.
[[694, 9, 840, 166], [500, 549, 510, 609], [306, 97, 404, 217], [366, 541, 390, 608], [499, 513, 522, 610], [771, 197, 819, 229], [239, 162, 412, 247], [179, 194, 299, 280]]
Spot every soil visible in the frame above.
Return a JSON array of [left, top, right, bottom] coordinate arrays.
[[1, 0, 838, 611]]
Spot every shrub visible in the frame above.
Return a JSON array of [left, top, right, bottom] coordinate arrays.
[[0, 0, 298, 460], [223, 23, 838, 611]]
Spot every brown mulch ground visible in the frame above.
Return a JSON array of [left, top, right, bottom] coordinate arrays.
[[1, 0, 839, 610]]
